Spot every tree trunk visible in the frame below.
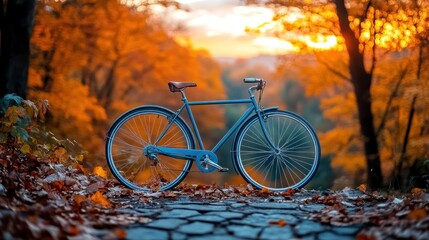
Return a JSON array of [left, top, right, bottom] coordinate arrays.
[[41, 47, 55, 92], [0, 1, 4, 33], [335, 0, 383, 189], [0, 0, 36, 99], [97, 60, 118, 110]]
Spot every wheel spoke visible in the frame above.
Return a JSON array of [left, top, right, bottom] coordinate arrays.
[[106, 109, 193, 191], [236, 111, 320, 191]]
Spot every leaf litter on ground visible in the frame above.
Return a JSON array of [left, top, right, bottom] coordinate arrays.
[[1, 141, 428, 239]]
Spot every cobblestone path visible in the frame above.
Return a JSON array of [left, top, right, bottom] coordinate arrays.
[[110, 189, 374, 240], [123, 198, 360, 240]]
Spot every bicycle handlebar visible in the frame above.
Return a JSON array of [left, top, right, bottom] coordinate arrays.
[[243, 77, 266, 91], [243, 77, 262, 83]]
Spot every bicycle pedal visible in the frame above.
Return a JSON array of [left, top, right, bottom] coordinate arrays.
[[218, 168, 229, 172]]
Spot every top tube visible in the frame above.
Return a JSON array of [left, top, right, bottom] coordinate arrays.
[[189, 99, 252, 105]]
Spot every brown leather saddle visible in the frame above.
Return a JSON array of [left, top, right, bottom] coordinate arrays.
[[168, 81, 197, 92]]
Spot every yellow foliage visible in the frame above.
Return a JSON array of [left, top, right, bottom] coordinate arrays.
[[320, 93, 356, 123], [93, 166, 107, 178], [90, 191, 111, 207]]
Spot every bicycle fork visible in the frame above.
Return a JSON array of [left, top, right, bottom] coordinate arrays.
[[256, 110, 279, 152]]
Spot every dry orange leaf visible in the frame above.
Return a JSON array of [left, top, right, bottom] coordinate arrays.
[[411, 187, 422, 195], [356, 233, 377, 240], [51, 180, 64, 190], [75, 164, 87, 174], [114, 228, 127, 239], [90, 191, 111, 207], [67, 226, 79, 236], [261, 187, 270, 193], [52, 147, 68, 163], [93, 166, 107, 178], [73, 194, 87, 206], [357, 184, 367, 192], [168, 193, 177, 198], [406, 208, 427, 220], [268, 219, 287, 227]]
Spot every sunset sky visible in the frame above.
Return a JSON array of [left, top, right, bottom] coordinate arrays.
[[160, 0, 297, 58]]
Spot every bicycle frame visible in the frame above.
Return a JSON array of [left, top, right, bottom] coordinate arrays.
[[145, 85, 278, 166]]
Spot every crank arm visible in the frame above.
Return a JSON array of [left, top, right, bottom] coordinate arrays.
[[204, 159, 229, 172]]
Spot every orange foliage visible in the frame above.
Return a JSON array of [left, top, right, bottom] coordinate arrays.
[[294, 47, 429, 185], [30, 0, 227, 160]]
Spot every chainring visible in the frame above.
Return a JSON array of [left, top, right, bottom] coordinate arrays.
[[195, 151, 218, 173]]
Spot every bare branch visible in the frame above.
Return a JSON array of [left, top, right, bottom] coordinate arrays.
[[313, 52, 351, 82], [376, 63, 409, 136]]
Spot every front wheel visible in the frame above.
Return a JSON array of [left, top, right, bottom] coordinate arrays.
[[233, 110, 320, 191], [105, 106, 195, 191]]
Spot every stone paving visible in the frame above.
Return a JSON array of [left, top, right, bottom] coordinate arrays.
[[118, 195, 364, 240]]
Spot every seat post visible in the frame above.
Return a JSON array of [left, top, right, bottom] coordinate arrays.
[[179, 89, 188, 103]]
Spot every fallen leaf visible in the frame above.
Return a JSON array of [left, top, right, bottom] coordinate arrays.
[[76, 154, 84, 162], [268, 219, 287, 227], [357, 184, 366, 192], [93, 166, 107, 178], [51, 180, 64, 190], [90, 191, 111, 207], [73, 194, 87, 206], [411, 188, 422, 196], [74, 164, 86, 174], [67, 226, 79, 236], [406, 208, 427, 220], [114, 228, 127, 239], [52, 147, 68, 163], [20, 143, 31, 154], [86, 181, 105, 194], [167, 193, 177, 198]]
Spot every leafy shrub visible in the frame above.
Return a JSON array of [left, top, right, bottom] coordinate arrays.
[[0, 94, 84, 163]]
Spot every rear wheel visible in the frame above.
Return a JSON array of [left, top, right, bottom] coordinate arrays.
[[105, 106, 195, 191], [234, 110, 320, 191]]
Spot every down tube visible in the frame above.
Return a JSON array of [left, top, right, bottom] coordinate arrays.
[[211, 107, 256, 153]]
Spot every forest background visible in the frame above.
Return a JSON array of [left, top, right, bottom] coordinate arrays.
[[1, 0, 428, 191]]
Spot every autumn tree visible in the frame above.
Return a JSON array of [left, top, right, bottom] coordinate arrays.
[[29, 0, 227, 164], [248, 0, 429, 189], [0, 0, 36, 99]]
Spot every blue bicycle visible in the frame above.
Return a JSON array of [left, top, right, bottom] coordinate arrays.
[[105, 78, 320, 191]]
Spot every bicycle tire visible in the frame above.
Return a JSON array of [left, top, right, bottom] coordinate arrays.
[[105, 106, 195, 191], [233, 110, 320, 191]]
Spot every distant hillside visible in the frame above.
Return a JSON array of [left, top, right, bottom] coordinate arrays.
[[215, 54, 279, 71]]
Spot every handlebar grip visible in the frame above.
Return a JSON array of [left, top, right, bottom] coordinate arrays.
[[243, 78, 262, 83]]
